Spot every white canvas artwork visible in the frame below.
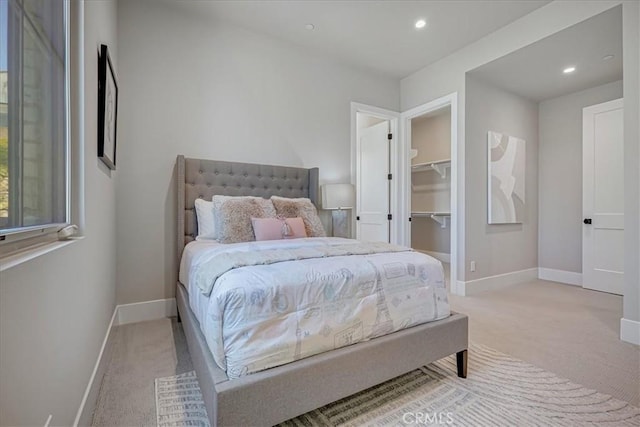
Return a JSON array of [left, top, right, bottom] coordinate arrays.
[[488, 131, 525, 224]]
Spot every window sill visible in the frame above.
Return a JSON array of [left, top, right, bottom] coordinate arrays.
[[0, 238, 83, 272]]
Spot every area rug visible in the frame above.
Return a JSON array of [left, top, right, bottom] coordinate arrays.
[[155, 344, 640, 426]]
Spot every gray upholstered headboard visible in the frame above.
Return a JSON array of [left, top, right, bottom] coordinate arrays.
[[177, 155, 320, 259]]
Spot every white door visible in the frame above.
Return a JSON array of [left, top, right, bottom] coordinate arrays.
[[356, 121, 390, 242], [583, 98, 624, 295]]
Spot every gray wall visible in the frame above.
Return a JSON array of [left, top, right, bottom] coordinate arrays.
[[400, 1, 632, 283], [115, 0, 400, 304], [400, 2, 639, 332], [400, 0, 638, 329], [538, 80, 623, 274], [0, 1, 118, 425], [623, 0, 639, 323], [465, 75, 539, 281]]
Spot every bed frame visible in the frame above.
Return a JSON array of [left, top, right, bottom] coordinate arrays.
[[176, 155, 468, 426]]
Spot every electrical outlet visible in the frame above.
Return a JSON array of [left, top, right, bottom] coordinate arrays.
[[470, 261, 476, 272]]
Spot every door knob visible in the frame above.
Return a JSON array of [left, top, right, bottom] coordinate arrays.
[[583, 218, 592, 225]]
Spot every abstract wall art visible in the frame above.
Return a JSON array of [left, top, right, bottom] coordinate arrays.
[[487, 131, 525, 224]]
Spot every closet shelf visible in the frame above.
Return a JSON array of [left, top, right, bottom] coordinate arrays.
[[411, 159, 451, 178], [411, 211, 451, 228]]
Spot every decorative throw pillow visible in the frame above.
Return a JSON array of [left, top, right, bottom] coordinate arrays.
[[213, 196, 276, 243], [251, 217, 307, 241], [271, 196, 326, 237], [194, 198, 216, 240]]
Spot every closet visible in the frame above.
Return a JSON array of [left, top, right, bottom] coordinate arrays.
[[410, 107, 452, 271]]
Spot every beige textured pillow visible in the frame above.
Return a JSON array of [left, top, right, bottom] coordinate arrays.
[[212, 196, 276, 243], [271, 196, 326, 237]]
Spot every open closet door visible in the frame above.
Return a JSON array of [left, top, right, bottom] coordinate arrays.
[[356, 120, 390, 242]]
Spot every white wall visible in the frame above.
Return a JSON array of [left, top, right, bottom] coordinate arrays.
[[538, 80, 623, 274], [465, 75, 539, 281], [115, 0, 400, 304], [0, 1, 118, 425]]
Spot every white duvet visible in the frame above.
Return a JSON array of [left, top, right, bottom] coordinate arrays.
[[184, 237, 449, 379]]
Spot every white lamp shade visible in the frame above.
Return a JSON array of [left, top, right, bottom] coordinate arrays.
[[321, 184, 355, 210]]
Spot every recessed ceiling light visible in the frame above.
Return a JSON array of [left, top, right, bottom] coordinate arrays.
[[602, 54, 614, 61], [304, 23, 315, 31], [415, 19, 427, 29], [563, 66, 576, 74]]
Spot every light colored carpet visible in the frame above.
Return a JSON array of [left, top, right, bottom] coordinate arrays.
[[156, 344, 640, 426], [92, 318, 193, 427], [92, 280, 640, 426], [449, 279, 640, 407]]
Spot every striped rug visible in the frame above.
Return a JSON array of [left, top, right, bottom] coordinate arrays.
[[155, 344, 640, 426]]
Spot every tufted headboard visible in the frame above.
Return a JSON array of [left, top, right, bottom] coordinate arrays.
[[177, 155, 319, 259]]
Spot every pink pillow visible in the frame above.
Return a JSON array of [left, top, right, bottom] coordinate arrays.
[[251, 217, 307, 241]]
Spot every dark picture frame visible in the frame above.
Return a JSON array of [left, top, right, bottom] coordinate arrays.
[[98, 44, 118, 170]]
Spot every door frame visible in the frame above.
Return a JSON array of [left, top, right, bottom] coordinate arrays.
[[350, 102, 400, 243], [400, 93, 459, 295]]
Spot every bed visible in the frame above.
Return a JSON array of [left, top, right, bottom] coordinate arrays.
[[176, 155, 468, 426]]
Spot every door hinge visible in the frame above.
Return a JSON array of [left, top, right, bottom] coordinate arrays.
[[387, 214, 392, 220], [387, 173, 392, 180], [388, 133, 392, 140], [356, 216, 360, 221], [409, 217, 412, 222]]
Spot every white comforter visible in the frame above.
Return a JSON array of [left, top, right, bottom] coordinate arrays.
[[184, 237, 449, 379]]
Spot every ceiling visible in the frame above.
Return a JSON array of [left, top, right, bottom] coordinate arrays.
[[172, 0, 550, 79], [468, 6, 623, 102]]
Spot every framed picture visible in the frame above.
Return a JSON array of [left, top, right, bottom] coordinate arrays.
[[488, 131, 525, 224], [98, 44, 118, 170]]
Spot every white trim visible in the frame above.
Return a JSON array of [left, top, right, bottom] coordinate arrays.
[[538, 268, 582, 286], [400, 93, 459, 295], [416, 250, 451, 264], [0, 241, 75, 272], [116, 298, 177, 326], [457, 268, 538, 296], [74, 297, 178, 425], [73, 305, 118, 426], [350, 102, 400, 243], [620, 318, 640, 346]]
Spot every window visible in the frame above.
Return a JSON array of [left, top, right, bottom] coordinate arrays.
[[0, 0, 68, 254]]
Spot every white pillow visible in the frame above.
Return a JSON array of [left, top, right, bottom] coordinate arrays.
[[194, 198, 216, 240]]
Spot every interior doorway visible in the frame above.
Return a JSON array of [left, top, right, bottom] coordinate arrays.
[[401, 93, 459, 294], [351, 97, 458, 293]]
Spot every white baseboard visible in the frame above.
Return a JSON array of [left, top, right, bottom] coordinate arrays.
[[116, 298, 177, 326], [457, 268, 538, 296], [417, 250, 451, 264], [620, 318, 640, 346], [538, 268, 582, 287], [73, 306, 118, 426], [74, 298, 177, 425]]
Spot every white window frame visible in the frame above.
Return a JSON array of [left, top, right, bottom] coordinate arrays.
[[0, 0, 72, 258]]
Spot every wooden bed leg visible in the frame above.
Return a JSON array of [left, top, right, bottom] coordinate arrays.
[[456, 349, 467, 378]]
